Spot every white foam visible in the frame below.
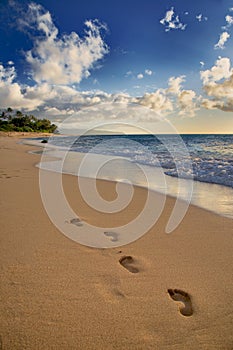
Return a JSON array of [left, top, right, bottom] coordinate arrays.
[[37, 148, 233, 220]]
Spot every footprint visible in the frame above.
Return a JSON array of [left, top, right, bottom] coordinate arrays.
[[94, 275, 125, 304], [112, 288, 125, 298], [168, 289, 193, 317], [65, 218, 83, 227], [119, 256, 139, 274], [104, 231, 119, 242]]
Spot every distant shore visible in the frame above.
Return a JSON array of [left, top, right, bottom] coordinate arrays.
[[0, 131, 56, 137], [0, 134, 233, 349]]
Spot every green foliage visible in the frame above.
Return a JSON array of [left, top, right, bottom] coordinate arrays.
[[0, 108, 57, 133]]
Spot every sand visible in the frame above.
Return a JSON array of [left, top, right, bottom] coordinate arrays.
[[0, 134, 233, 349]]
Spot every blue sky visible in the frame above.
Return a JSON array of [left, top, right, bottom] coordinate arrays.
[[0, 0, 233, 133]]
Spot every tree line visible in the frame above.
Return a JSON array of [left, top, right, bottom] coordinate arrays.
[[0, 108, 57, 133]]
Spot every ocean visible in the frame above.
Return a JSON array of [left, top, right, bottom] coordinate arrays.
[[28, 134, 233, 220]]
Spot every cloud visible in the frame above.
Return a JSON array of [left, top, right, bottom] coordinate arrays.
[[20, 3, 108, 84], [196, 14, 208, 22], [136, 89, 174, 116], [200, 57, 232, 84], [160, 7, 187, 32], [214, 32, 230, 49], [200, 57, 233, 112], [166, 75, 197, 117], [215, 12, 232, 48], [137, 75, 198, 117], [93, 78, 99, 85], [225, 15, 233, 26], [145, 69, 153, 76], [125, 71, 133, 77], [167, 75, 185, 95], [44, 107, 75, 116], [161, 7, 174, 23], [0, 61, 112, 112], [57, 102, 163, 131], [126, 70, 152, 79], [222, 14, 233, 30], [0, 64, 15, 84], [0, 64, 45, 110], [5, 1, 230, 122], [0, 58, 200, 120], [178, 90, 197, 117]]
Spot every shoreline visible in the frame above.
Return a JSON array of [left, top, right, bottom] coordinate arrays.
[[0, 131, 56, 137], [0, 135, 233, 349], [27, 135, 233, 221]]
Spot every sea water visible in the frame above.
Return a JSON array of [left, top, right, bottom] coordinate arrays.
[[27, 134, 233, 220]]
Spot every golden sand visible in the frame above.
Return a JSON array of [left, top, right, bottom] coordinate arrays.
[[0, 135, 233, 349]]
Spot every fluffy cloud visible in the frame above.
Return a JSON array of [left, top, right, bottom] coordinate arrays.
[[138, 89, 173, 116], [0, 59, 200, 120], [200, 57, 232, 84], [137, 74, 198, 117], [225, 15, 233, 26], [0, 61, 112, 113], [214, 32, 230, 49], [200, 57, 233, 111], [22, 3, 108, 84], [0, 64, 43, 110], [44, 107, 75, 116], [0, 62, 192, 118], [178, 90, 197, 117], [5, 2, 233, 122], [160, 7, 174, 24], [167, 75, 185, 95], [166, 76, 197, 116], [137, 73, 144, 79], [145, 69, 153, 76], [0, 3, 112, 114], [160, 7, 187, 32], [222, 14, 233, 30]]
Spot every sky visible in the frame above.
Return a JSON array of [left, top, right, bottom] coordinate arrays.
[[0, 0, 233, 133]]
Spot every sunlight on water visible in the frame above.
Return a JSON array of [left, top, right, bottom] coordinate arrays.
[[36, 147, 233, 220]]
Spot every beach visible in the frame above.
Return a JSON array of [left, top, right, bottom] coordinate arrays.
[[0, 134, 233, 350]]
